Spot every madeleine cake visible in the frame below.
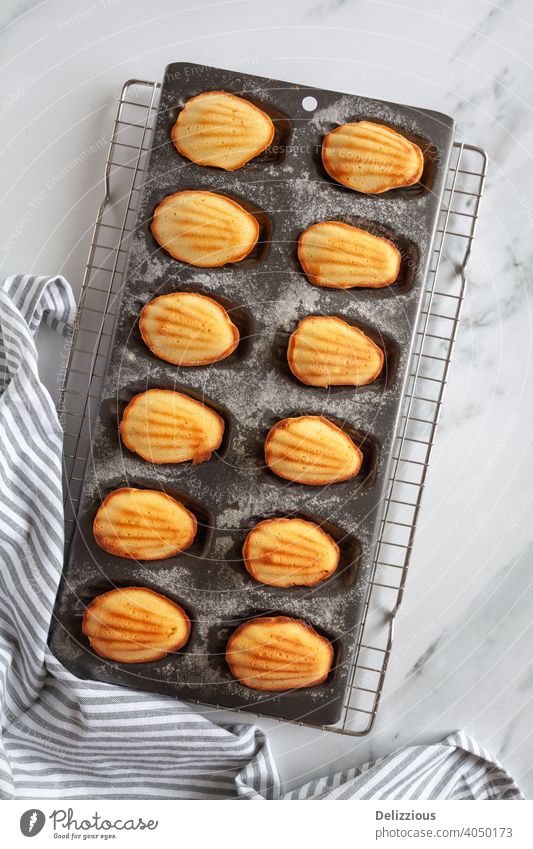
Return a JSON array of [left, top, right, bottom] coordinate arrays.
[[139, 292, 240, 366], [172, 90, 275, 170], [120, 389, 224, 464], [243, 517, 339, 587], [298, 221, 401, 289], [265, 415, 362, 485], [288, 315, 384, 387], [151, 190, 259, 267], [93, 487, 197, 560], [82, 586, 191, 663], [226, 616, 333, 691], [322, 120, 424, 193]]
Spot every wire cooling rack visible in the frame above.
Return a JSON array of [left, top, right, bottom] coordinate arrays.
[[58, 79, 487, 736]]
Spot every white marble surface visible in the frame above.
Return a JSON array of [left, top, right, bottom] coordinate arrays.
[[1, 0, 532, 797]]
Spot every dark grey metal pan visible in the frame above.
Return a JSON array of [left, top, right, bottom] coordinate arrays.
[[50, 63, 455, 726]]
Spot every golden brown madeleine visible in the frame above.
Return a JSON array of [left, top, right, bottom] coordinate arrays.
[[265, 415, 362, 485], [172, 91, 275, 171], [288, 315, 384, 387], [298, 221, 401, 289], [82, 586, 191, 663], [226, 615, 333, 691], [151, 190, 259, 267], [139, 292, 240, 366], [322, 120, 424, 193], [243, 517, 339, 587], [93, 487, 197, 560], [120, 389, 224, 465]]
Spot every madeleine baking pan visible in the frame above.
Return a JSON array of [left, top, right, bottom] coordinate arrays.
[[50, 63, 455, 725]]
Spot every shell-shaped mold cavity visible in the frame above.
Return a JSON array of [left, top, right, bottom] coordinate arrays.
[[139, 291, 240, 366], [151, 190, 259, 267], [82, 586, 191, 663], [288, 315, 384, 387], [265, 415, 362, 485], [298, 221, 401, 289], [172, 90, 275, 170], [243, 517, 340, 587], [322, 120, 424, 193], [93, 487, 197, 560], [120, 388, 225, 465], [226, 615, 334, 690]]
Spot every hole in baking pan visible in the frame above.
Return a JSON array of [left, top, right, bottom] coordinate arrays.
[[293, 218, 418, 294], [208, 608, 341, 690], [105, 380, 233, 464], [147, 188, 272, 268], [165, 91, 292, 170], [88, 477, 213, 559], [257, 412, 380, 491], [70, 578, 195, 665], [224, 511, 360, 592], [129, 284, 254, 369], [312, 119, 437, 195], [302, 95, 318, 112], [272, 315, 399, 393]]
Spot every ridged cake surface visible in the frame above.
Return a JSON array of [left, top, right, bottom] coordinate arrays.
[[172, 90, 274, 170], [93, 487, 197, 560], [298, 221, 401, 289], [243, 517, 339, 587], [120, 389, 224, 465], [151, 190, 259, 267], [322, 120, 424, 193], [139, 292, 239, 366], [288, 315, 384, 387], [265, 415, 362, 485], [82, 586, 191, 663], [226, 616, 333, 690]]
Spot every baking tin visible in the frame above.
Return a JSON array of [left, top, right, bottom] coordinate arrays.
[[50, 63, 455, 725]]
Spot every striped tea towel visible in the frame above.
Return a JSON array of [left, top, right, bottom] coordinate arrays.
[[0, 274, 523, 800]]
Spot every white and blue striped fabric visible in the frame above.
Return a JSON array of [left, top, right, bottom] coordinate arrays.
[[0, 274, 523, 800]]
